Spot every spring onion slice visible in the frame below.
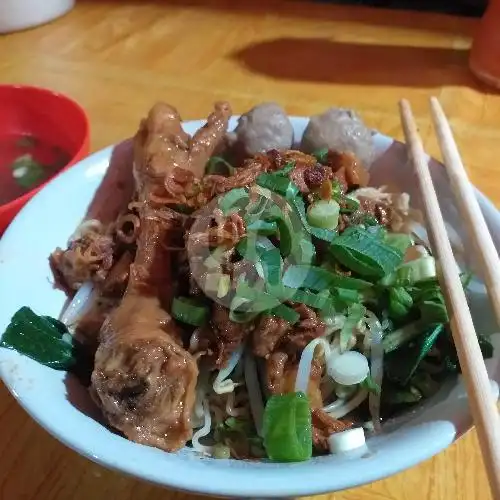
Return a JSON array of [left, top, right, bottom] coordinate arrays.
[[171, 297, 209, 326], [263, 392, 312, 462], [218, 188, 249, 214], [269, 304, 300, 324], [288, 195, 337, 242], [307, 199, 340, 230], [283, 265, 373, 291], [256, 173, 300, 199], [246, 220, 278, 235]]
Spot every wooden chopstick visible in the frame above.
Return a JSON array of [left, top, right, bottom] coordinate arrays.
[[399, 99, 500, 500], [429, 97, 500, 327]]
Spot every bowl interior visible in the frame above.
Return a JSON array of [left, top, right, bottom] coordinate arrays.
[[0, 117, 499, 498]]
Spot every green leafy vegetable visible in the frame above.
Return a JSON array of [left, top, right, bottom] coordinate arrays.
[[263, 392, 312, 462], [171, 297, 209, 326], [388, 287, 414, 319], [0, 307, 92, 384], [330, 226, 404, 278], [402, 324, 444, 384], [380, 256, 436, 286]]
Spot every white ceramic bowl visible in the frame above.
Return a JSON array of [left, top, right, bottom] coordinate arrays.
[[1, 117, 499, 497], [0, 0, 74, 34]]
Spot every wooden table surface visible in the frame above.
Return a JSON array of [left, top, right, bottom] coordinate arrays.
[[0, 1, 498, 499]]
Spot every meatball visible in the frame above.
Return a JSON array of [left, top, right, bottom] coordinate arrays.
[[300, 108, 375, 168], [227, 102, 294, 163]]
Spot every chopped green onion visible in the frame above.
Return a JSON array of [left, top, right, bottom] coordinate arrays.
[[172, 297, 209, 326], [203, 246, 227, 269], [218, 188, 249, 214], [270, 304, 300, 324], [256, 173, 299, 199], [275, 161, 295, 176], [282, 265, 373, 291], [234, 281, 281, 313], [339, 303, 365, 351], [246, 220, 278, 235], [288, 195, 337, 242], [313, 148, 328, 164], [263, 392, 312, 462], [330, 226, 404, 278], [380, 256, 436, 286], [402, 324, 444, 384], [340, 196, 360, 214], [259, 248, 283, 287], [229, 297, 261, 323], [307, 199, 340, 230]]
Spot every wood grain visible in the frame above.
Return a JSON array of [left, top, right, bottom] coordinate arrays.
[[0, 1, 497, 499]]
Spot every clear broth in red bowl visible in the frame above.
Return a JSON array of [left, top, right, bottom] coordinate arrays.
[[0, 132, 70, 205]]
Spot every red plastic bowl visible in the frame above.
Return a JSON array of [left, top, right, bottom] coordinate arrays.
[[0, 85, 90, 234]]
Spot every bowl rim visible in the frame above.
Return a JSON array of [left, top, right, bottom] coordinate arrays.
[[0, 84, 90, 214], [0, 116, 499, 497]]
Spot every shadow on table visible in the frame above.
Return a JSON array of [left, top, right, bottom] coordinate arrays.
[[232, 37, 486, 89], [79, 0, 478, 36]]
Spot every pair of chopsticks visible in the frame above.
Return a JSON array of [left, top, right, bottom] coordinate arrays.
[[399, 98, 500, 499]]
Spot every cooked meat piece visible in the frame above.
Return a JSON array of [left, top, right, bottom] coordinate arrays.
[[300, 108, 375, 168], [210, 304, 253, 367], [50, 226, 114, 292], [285, 304, 326, 354], [253, 315, 290, 358], [266, 351, 288, 394], [85, 139, 135, 225], [91, 214, 198, 452], [326, 151, 369, 191], [101, 250, 134, 297], [266, 353, 323, 409], [337, 196, 393, 233], [133, 101, 231, 202], [74, 296, 118, 355], [311, 408, 354, 453], [252, 304, 325, 361], [226, 102, 293, 164], [358, 196, 393, 226], [187, 211, 246, 251]]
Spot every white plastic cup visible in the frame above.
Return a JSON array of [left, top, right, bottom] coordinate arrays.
[[0, 0, 75, 34]]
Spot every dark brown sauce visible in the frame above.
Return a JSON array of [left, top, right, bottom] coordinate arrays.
[[0, 133, 70, 205]]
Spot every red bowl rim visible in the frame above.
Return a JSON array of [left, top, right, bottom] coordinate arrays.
[[0, 84, 90, 214]]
